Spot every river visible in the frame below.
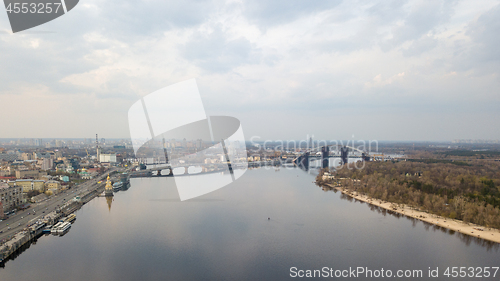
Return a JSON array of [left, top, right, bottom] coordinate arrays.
[[0, 166, 499, 280]]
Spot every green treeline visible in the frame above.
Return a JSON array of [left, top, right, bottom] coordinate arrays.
[[438, 150, 500, 157], [406, 159, 471, 166], [319, 160, 500, 229]]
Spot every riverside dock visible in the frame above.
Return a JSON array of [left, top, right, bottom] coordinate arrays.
[[0, 222, 45, 265], [0, 170, 117, 266]]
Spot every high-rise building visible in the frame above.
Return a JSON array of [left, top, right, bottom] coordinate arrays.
[[20, 153, 31, 161], [42, 158, 54, 170], [34, 138, 43, 147]]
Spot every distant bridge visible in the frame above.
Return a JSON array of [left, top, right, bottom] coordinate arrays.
[[130, 162, 232, 178], [129, 145, 370, 178], [128, 160, 279, 178], [293, 145, 370, 170]]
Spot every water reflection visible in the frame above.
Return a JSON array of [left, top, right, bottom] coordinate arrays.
[[0, 235, 42, 267], [1, 167, 499, 281], [105, 196, 113, 211]]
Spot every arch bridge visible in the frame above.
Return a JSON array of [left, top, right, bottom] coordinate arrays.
[[293, 145, 370, 170]]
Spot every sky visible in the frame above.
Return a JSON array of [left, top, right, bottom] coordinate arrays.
[[0, 0, 499, 141]]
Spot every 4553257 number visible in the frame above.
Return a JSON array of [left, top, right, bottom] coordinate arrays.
[[5, 2, 62, 14], [443, 267, 499, 278]]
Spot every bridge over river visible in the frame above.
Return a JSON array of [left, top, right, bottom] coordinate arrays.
[[293, 145, 371, 171], [129, 144, 376, 178]]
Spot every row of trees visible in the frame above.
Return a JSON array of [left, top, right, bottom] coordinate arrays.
[[318, 160, 500, 229]]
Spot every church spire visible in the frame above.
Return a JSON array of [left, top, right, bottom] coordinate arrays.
[[105, 174, 114, 196]]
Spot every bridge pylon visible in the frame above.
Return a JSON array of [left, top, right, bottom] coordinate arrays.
[[321, 146, 329, 169], [340, 146, 349, 165]]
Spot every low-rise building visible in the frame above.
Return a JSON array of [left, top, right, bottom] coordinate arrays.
[[79, 170, 94, 179], [15, 170, 40, 179], [33, 180, 45, 192], [8, 179, 46, 193], [31, 193, 48, 203], [11, 179, 33, 192], [99, 153, 117, 163], [0, 182, 23, 212], [15, 170, 47, 179], [322, 172, 335, 180], [45, 180, 61, 194], [45, 180, 61, 190], [0, 170, 12, 177]]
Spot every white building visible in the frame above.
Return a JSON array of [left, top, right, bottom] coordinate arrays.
[[99, 154, 117, 163]]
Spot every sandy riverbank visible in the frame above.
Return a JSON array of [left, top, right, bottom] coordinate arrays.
[[324, 183, 500, 244]]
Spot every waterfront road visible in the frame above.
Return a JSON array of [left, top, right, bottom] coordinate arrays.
[[0, 167, 120, 242]]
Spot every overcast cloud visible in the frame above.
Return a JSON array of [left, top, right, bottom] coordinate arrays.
[[0, 0, 499, 141]]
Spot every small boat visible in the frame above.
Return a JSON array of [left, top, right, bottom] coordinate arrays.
[[113, 182, 123, 191], [57, 222, 71, 235], [51, 222, 63, 235], [64, 214, 76, 223], [42, 226, 52, 234], [50, 221, 72, 235]]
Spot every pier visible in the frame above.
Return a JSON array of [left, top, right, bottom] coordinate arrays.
[[0, 169, 118, 266], [0, 222, 45, 266]]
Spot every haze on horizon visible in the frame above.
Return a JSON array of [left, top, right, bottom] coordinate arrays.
[[1, 0, 500, 142]]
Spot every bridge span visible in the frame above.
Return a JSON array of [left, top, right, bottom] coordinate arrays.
[[128, 160, 281, 178], [293, 145, 371, 170]]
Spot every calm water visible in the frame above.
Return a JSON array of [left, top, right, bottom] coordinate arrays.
[[1, 167, 499, 280]]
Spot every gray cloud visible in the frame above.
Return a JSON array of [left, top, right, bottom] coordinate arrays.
[[0, 35, 94, 93], [402, 35, 438, 57], [242, 0, 342, 28], [367, 0, 410, 24], [182, 27, 261, 73], [0, 0, 499, 140], [66, 0, 225, 39], [391, 1, 458, 44], [373, 0, 459, 54], [462, 4, 500, 74]]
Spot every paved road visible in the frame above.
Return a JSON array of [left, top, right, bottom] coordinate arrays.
[[0, 168, 119, 242]]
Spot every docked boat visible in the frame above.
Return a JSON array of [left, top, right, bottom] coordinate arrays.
[[50, 222, 63, 235], [64, 214, 76, 223], [43, 225, 52, 234], [120, 181, 130, 191], [113, 182, 123, 191], [57, 222, 71, 235], [120, 173, 130, 184], [50, 221, 72, 235]]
